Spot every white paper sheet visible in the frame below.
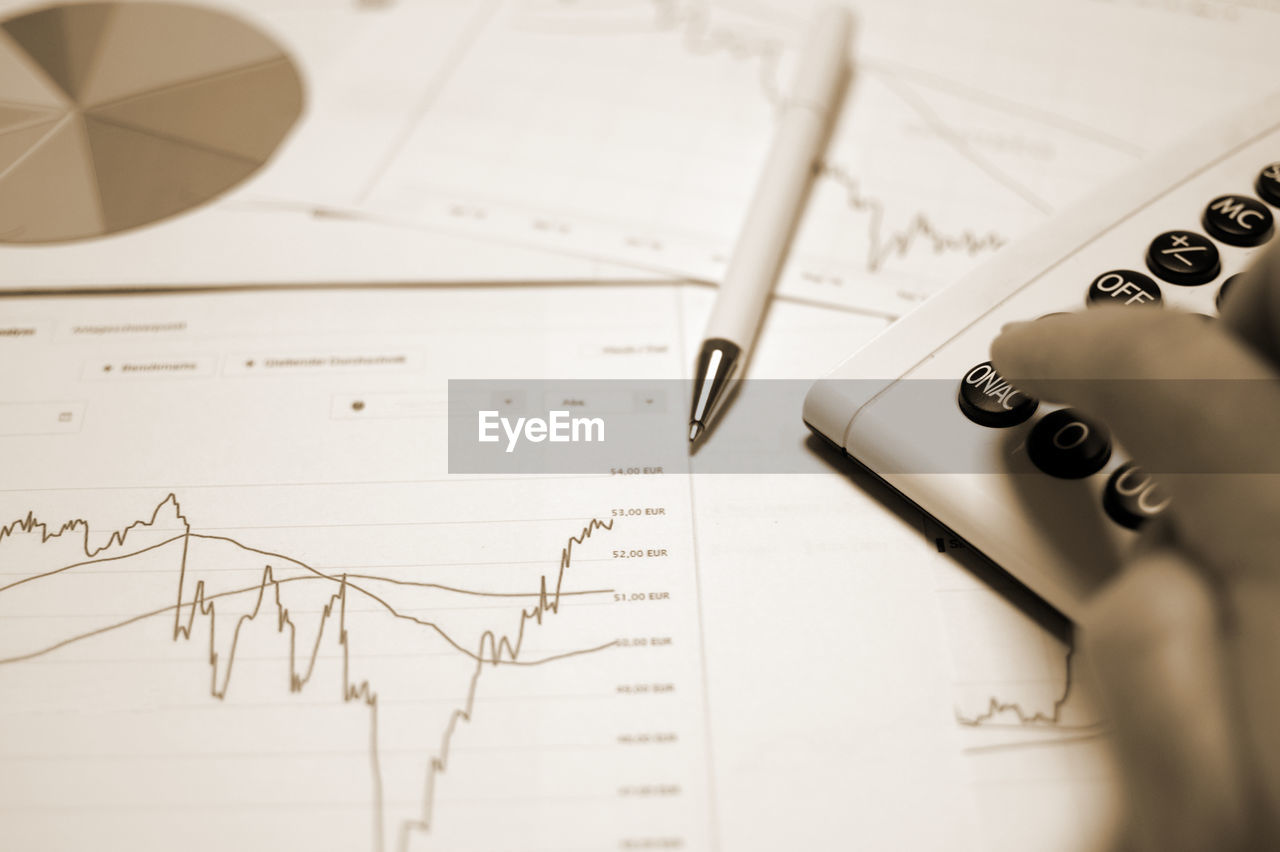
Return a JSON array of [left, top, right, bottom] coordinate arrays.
[[0, 283, 1116, 850], [0, 0, 656, 291], [316, 0, 1280, 316]]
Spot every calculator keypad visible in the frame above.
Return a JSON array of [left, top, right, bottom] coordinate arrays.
[[958, 161, 1280, 529]]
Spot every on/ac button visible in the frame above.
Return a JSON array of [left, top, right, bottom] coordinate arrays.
[[957, 361, 1038, 427]]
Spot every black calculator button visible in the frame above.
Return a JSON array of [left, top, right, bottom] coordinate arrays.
[[958, 361, 1037, 427], [1146, 231, 1220, 286], [1027, 408, 1111, 479], [1086, 270, 1161, 308], [1202, 195, 1274, 247], [1258, 163, 1280, 207], [1103, 462, 1171, 530], [1217, 273, 1242, 311]]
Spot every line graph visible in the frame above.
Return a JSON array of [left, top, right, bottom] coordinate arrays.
[[533, 0, 1034, 259], [0, 285, 713, 852], [638, 0, 784, 105], [926, 538, 1120, 849], [573, 0, 1035, 275], [818, 163, 1006, 274], [293, 0, 1169, 316], [0, 494, 636, 852], [917, 511, 1105, 747], [956, 647, 1075, 729], [344, 0, 1025, 315], [954, 646, 1109, 751]]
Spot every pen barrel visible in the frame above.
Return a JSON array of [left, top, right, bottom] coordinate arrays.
[[705, 103, 830, 347], [705, 5, 851, 353]]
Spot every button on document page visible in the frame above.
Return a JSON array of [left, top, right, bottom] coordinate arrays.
[[0, 285, 1116, 851]]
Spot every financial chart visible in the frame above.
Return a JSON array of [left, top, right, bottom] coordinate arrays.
[[5, 0, 1277, 305], [0, 288, 714, 851], [240, 0, 1280, 315], [0, 283, 1120, 850], [0, 1, 302, 243], [0, 0, 664, 291]]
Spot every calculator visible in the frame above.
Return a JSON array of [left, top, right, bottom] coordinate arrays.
[[803, 91, 1280, 619]]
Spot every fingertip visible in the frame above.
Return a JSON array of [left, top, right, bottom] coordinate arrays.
[[989, 311, 1085, 390], [989, 319, 1041, 378], [990, 307, 1209, 387]]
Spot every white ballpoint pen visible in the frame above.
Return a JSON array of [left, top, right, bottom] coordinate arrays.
[[688, 5, 852, 448]]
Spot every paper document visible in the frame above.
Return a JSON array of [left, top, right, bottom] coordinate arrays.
[[0, 202, 659, 293], [0, 0, 656, 292], [286, 0, 1280, 316], [0, 284, 1115, 850], [7, 0, 1276, 309]]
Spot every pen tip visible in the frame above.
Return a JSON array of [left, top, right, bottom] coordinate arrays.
[[688, 421, 703, 444]]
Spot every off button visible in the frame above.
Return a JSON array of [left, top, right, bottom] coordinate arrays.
[[958, 361, 1038, 427], [1086, 270, 1161, 308]]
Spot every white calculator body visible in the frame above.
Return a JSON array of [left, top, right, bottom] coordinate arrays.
[[804, 92, 1280, 619]]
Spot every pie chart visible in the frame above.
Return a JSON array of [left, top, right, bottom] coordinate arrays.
[[0, 1, 303, 244]]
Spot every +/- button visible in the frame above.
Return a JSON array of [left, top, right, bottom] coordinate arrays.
[[1217, 273, 1242, 311], [1258, 162, 1280, 207], [1027, 408, 1111, 479], [1086, 270, 1161, 308], [957, 361, 1037, 427], [1202, 195, 1273, 247], [1103, 462, 1171, 529], [1146, 230, 1220, 286]]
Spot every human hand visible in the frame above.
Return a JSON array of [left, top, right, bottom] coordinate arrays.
[[990, 240, 1280, 851]]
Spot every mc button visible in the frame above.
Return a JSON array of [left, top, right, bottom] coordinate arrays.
[[958, 361, 1037, 427], [1202, 195, 1273, 247], [1027, 408, 1111, 479], [1146, 230, 1220, 286]]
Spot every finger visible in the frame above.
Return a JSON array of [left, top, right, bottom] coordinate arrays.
[[1219, 238, 1280, 367], [1083, 547, 1249, 852], [990, 308, 1280, 579], [1222, 573, 1280, 844]]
